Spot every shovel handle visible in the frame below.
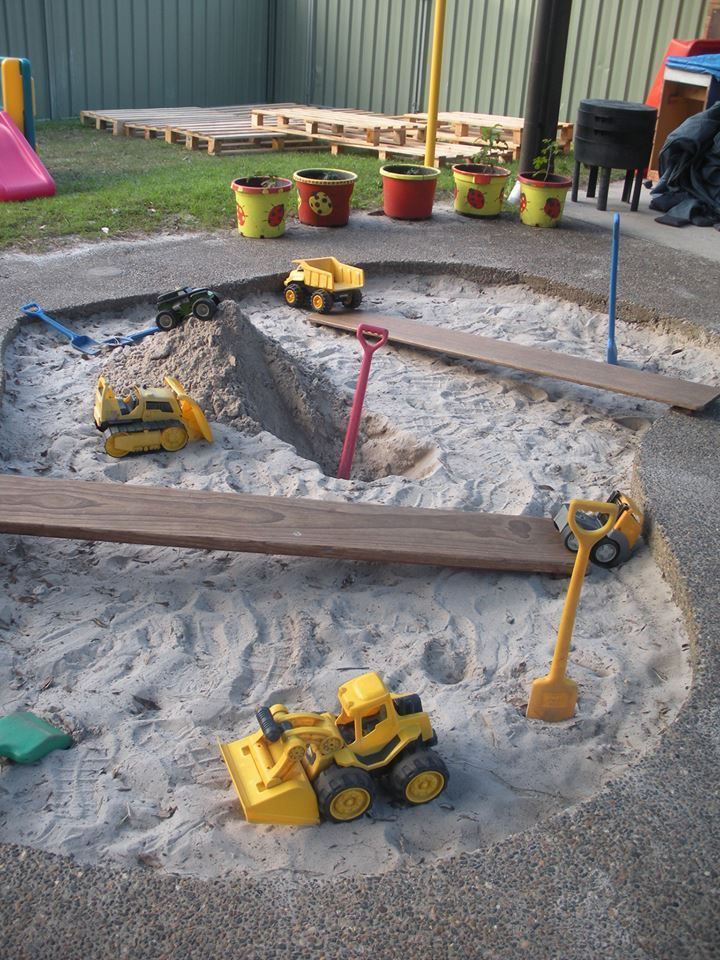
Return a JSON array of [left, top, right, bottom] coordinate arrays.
[[567, 499, 619, 549], [356, 323, 389, 355]]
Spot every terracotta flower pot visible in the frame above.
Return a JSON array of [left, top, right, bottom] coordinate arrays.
[[452, 163, 511, 217], [517, 172, 573, 227], [293, 168, 358, 227], [380, 163, 441, 220]]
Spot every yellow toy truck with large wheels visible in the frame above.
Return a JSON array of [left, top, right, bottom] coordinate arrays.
[[220, 672, 448, 825], [283, 257, 364, 314], [93, 375, 213, 458]]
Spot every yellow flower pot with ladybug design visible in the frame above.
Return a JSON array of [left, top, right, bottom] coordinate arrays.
[[517, 173, 573, 227], [452, 163, 511, 218], [231, 177, 293, 238]]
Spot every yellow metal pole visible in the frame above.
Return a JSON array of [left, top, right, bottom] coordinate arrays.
[[424, 0, 447, 168]]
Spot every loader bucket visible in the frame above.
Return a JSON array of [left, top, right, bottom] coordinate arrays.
[[219, 734, 320, 826]]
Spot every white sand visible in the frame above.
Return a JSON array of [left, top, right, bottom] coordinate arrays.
[[0, 273, 707, 880]]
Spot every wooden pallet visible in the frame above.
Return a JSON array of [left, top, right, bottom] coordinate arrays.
[[402, 112, 574, 159], [80, 103, 313, 155], [251, 105, 471, 164], [306, 311, 719, 412], [0, 475, 573, 575], [252, 105, 416, 146]]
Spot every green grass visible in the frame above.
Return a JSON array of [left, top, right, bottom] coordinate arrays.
[[0, 120, 576, 250]]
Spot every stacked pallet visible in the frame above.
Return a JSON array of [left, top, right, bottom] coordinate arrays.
[[251, 105, 473, 164], [402, 111, 574, 160], [80, 103, 316, 155]]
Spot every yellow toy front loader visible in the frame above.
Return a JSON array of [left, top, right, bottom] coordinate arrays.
[[93, 375, 213, 458], [220, 672, 448, 825]]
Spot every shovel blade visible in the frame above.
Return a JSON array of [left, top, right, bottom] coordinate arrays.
[[526, 674, 578, 722]]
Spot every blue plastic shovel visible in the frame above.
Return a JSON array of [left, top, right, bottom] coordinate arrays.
[[20, 302, 158, 354]]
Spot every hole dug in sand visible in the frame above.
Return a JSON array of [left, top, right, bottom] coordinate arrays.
[[105, 300, 436, 482], [0, 272, 707, 882]]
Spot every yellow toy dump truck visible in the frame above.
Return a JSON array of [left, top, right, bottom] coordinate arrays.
[[283, 257, 364, 314], [93, 374, 213, 458], [220, 671, 449, 825]]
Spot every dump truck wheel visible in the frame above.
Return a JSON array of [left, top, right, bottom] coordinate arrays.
[[315, 767, 375, 822], [156, 310, 179, 331], [342, 289, 363, 309], [284, 283, 303, 308], [389, 749, 448, 805], [192, 298, 217, 320], [561, 525, 578, 553], [160, 425, 188, 452], [311, 289, 333, 314]]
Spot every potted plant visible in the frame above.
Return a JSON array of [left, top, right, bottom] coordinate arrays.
[[379, 163, 441, 220], [230, 175, 293, 238], [452, 125, 512, 218], [517, 139, 573, 227], [293, 168, 358, 227]]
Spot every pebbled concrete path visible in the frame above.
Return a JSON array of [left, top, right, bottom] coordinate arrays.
[[0, 207, 718, 959]]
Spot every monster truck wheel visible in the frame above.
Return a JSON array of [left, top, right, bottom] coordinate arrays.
[[388, 749, 448, 805], [192, 298, 217, 320], [315, 767, 375, 822], [156, 310, 179, 331]]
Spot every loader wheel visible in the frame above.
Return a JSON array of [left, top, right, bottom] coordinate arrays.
[[315, 767, 375, 822], [284, 283, 303, 308], [156, 310, 179, 331], [192, 297, 217, 320], [310, 289, 333, 314], [389, 749, 448, 805], [160, 425, 188, 452], [590, 535, 622, 569]]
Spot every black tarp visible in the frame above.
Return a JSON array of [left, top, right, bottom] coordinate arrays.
[[650, 100, 720, 227]]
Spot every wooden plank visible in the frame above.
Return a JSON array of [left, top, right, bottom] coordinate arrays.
[[0, 476, 573, 575], [307, 312, 719, 412]]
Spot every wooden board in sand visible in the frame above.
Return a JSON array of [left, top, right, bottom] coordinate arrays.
[[307, 311, 719, 412], [0, 475, 573, 575]]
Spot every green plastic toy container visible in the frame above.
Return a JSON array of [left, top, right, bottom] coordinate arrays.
[[231, 176, 293, 238]]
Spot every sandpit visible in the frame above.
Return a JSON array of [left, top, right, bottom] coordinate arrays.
[[0, 270, 709, 880]]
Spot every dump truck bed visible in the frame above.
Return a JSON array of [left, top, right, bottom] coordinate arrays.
[[292, 257, 364, 293]]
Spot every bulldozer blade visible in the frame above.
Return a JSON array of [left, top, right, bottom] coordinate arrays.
[[526, 673, 578, 722], [219, 735, 320, 826], [180, 397, 213, 443]]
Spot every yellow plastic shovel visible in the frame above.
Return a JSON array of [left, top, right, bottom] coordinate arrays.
[[526, 498, 620, 722]]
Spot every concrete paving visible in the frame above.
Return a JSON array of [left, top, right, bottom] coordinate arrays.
[[0, 207, 718, 959]]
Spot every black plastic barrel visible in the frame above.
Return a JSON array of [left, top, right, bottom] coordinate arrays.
[[574, 99, 657, 169]]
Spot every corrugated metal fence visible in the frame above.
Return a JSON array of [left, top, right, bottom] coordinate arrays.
[[0, 0, 709, 121], [0, 0, 271, 118], [273, 0, 708, 121]]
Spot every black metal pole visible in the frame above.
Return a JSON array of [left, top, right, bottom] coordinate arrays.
[[518, 0, 573, 175]]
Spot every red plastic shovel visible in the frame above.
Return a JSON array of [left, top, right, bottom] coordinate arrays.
[[337, 323, 389, 480]]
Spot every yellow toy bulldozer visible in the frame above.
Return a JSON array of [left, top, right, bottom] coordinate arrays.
[[220, 672, 449, 825], [93, 375, 213, 458]]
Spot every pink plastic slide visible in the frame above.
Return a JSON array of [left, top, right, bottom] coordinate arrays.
[[0, 110, 55, 201]]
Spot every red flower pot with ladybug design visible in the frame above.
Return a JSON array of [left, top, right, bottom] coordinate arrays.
[[231, 177, 292, 238], [452, 162, 511, 218], [293, 168, 358, 227]]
